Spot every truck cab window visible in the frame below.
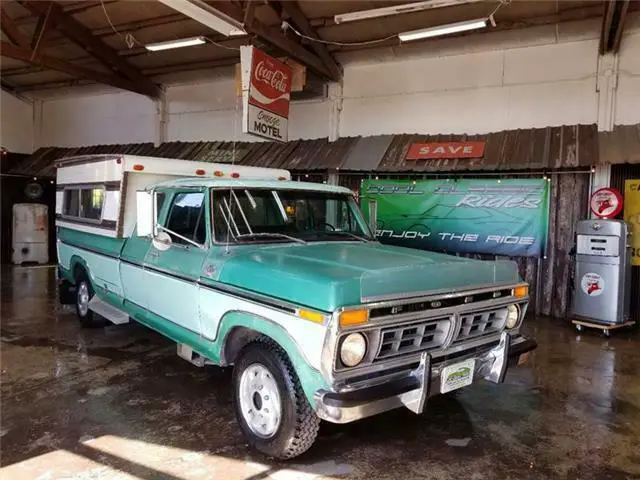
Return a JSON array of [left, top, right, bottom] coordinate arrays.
[[164, 192, 206, 245]]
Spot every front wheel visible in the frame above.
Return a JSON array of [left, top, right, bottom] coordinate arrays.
[[75, 271, 105, 328], [232, 339, 320, 459]]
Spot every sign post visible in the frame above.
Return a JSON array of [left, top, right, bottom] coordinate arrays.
[[240, 46, 292, 142]]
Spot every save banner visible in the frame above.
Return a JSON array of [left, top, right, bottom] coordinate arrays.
[[624, 179, 640, 266], [360, 178, 550, 257]]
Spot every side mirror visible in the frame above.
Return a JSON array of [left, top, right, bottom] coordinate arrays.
[[136, 191, 154, 237]]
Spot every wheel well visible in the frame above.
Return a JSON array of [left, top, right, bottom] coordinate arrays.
[[222, 327, 269, 366], [72, 262, 88, 283]]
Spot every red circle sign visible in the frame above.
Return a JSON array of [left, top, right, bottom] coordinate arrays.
[[590, 187, 623, 218]]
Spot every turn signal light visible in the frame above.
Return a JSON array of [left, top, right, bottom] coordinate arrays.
[[132, 164, 144, 171], [339, 309, 369, 327], [214, 171, 224, 177], [298, 309, 325, 324], [513, 285, 529, 298], [195, 169, 205, 175]]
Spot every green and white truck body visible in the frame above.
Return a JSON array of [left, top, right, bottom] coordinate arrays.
[[56, 154, 536, 458]]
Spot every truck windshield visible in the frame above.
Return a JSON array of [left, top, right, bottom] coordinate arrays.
[[212, 188, 373, 244]]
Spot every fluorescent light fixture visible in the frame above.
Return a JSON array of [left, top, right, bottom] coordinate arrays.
[[398, 18, 488, 42], [334, 0, 483, 24], [158, 0, 246, 37], [145, 36, 206, 51]]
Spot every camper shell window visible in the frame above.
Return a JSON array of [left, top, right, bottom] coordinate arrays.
[[63, 186, 105, 222]]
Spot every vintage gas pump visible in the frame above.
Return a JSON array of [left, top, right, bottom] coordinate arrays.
[[571, 219, 632, 332]]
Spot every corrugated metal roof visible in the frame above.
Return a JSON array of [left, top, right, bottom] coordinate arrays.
[[341, 135, 394, 171], [13, 123, 639, 178], [599, 124, 640, 165], [376, 125, 599, 172]]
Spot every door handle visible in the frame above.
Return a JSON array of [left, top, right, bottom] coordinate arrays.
[[148, 250, 159, 258]]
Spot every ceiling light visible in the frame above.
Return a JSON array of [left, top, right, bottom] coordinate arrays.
[[399, 18, 488, 42], [158, 0, 246, 37], [334, 0, 483, 24], [145, 36, 206, 51]]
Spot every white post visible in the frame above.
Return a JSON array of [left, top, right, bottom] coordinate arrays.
[[596, 53, 619, 132], [328, 82, 343, 142], [155, 87, 168, 147], [32, 97, 43, 152]]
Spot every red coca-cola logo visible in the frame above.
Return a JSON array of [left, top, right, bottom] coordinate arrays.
[[254, 61, 288, 94], [248, 48, 292, 118]]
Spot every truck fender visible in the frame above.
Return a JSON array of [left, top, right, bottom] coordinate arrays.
[[68, 255, 91, 285], [217, 310, 329, 407]]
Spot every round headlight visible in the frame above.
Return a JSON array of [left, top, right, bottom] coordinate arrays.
[[506, 304, 520, 329], [340, 333, 367, 367]]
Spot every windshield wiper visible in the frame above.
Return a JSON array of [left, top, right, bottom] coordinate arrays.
[[236, 233, 306, 244], [322, 231, 371, 242]]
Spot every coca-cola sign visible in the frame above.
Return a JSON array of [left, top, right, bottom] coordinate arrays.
[[241, 46, 292, 142]]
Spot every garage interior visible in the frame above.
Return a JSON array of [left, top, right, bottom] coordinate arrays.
[[1, 0, 640, 479]]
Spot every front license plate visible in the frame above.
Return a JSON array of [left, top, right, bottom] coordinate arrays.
[[441, 359, 475, 394]]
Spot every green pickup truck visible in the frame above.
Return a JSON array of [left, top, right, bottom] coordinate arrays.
[[56, 154, 536, 459]]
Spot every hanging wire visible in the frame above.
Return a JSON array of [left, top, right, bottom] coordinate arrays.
[[282, 21, 397, 46], [203, 36, 242, 51], [283, 0, 512, 47], [100, 0, 141, 49]]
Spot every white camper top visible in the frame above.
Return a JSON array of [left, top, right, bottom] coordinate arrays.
[[55, 154, 291, 239], [56, 154, 291, 183]]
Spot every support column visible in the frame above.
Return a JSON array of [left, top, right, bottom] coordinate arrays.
[[327, 82, 343, 142], [155, 87, 168, 147], [32, 97, 43, 152], [596, 53, 619, 132]]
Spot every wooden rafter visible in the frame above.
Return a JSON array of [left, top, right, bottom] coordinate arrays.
[[279, 1, 341, 81], [18, 0, 159, 97], [0, 41, 151, 95], [1, 4, 30, 47], [206, 1, 337, 81]]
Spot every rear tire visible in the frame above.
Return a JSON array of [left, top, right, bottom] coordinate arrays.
[[75, 270, 105, 328], [232, 339, 320, 459]]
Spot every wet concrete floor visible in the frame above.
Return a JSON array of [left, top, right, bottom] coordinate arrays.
[[1, 266, 639, 479]]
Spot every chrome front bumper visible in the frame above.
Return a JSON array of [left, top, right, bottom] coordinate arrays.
[[314, 333, 536, 424]]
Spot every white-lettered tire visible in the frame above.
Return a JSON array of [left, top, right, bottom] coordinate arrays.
[[232, 338, 320, 459]]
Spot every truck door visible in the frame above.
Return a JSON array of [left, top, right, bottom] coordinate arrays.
[[120, 192, 168, 311], [144, 190, 208, 334]]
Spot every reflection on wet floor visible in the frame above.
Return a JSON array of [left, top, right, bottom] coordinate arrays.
[[1, 265, 639, 479]]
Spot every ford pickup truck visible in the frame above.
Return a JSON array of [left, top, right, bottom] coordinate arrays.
[[56, 154, 537, 459]]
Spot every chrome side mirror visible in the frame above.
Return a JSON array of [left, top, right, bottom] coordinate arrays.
[[152, 231, 172, 251]]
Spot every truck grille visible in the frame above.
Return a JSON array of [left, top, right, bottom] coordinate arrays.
[[454, 307, 508, 343], [376, 318, 450, 360]]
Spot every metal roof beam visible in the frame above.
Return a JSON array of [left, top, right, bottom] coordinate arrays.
[[206, 1, 336, 81], [279, 1, 342, 81], [600, 0, 630, 54], [18, 1, 159, 98], [0, 41, 153, 96]]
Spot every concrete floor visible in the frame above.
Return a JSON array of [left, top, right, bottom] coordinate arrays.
[[1, 266, 639, 480]]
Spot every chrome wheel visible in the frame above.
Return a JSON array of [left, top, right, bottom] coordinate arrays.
[[77, 281, 90, 317], [238, 363, 282, 438]]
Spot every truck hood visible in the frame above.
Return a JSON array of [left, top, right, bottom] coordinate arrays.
[[215, 242, 521, 312]]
